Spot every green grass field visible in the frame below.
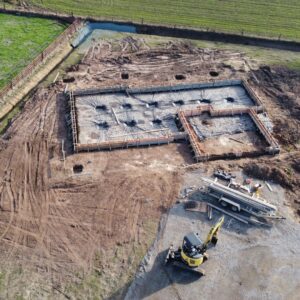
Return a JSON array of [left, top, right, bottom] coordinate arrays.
[[28, 0, 300, 41], [0, 13, 66, 89]]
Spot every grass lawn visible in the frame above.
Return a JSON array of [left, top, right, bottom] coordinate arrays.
[[0, 13, 67, 89], [28, 0, 300, 41]]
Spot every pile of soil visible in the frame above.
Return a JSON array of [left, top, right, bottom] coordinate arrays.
[[273, 119, 300, 146], [252, 66, 300, 146], [244, 163, 294, 190], [244, 152, 300, 217]]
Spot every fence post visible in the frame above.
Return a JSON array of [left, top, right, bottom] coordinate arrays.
[[0, 19, 81, 106]]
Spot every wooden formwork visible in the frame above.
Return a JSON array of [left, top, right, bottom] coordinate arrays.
[[177, 106, 280, 162], [177, 110, 205, 157], [74, 132, 187, 152], [69, 91, 79, 151], [70, 89, 188, 153], [248, 109, 279, 152], [69, 80, 270, 159], [241, 80, 264, 111], [69, 97, 188, 152]]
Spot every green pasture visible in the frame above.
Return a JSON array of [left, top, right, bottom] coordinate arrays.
[[28, 0, 300, 40], [0, 12, 66, 89]]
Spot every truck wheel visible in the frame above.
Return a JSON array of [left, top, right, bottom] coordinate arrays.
[[231, 205, 238, 212], [220, 201, 227, 207]]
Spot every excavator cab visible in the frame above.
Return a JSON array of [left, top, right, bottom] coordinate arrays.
[[182, 233, 203, 252], [181, 233, 207, 268]]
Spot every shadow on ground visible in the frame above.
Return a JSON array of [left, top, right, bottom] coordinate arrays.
[[107, 249, 201, 300]]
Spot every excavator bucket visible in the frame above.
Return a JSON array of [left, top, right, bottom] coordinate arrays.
[[211, 236, 218, 246]]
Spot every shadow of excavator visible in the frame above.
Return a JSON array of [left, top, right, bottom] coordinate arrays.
[[107, 248, 202, 300]]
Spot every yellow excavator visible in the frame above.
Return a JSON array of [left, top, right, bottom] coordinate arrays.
[[165, 216, 224, 275]]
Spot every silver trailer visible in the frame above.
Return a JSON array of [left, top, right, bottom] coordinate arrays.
[[202, 178, 278, 218]]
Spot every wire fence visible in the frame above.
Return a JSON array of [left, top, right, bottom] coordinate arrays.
[[0, 39, 56, 90], [0, 18, 82, 104]]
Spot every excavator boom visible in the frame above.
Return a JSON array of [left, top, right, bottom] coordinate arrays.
[[204, 216, 225, 246]]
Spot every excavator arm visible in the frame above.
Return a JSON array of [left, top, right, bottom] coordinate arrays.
[[203, 216, 224, 247]]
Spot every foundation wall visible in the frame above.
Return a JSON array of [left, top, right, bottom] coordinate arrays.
[[68, 81, 278, 162], [74, 132, 187, 152], [72, 80, 263, 110], [177, 105, 280, 162]]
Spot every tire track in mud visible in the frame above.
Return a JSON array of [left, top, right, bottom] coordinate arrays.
[[32, 95, 65, 279], [0, 151, 18, 260], [0, 92, 58, 285], [0, 172, 15, 241], [0, 40, 191, 296]]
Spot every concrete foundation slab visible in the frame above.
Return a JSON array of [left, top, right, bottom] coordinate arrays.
[[69, 80, 278, 162], [73, 81, 259, 146]]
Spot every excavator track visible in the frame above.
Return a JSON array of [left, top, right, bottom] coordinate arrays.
[[170, 260, 205, 276], [165, 248, 205, 276]]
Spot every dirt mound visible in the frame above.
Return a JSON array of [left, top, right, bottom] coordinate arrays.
[[243, 151, 300, 218], [244, 163, 294, 190], [253, 66, 300, 120], [292, 159, 300, 173], [251, 66, 300, 148], [273, 119, 300, 145]]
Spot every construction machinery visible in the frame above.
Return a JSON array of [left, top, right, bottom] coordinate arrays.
[[199, 177, 285, 226], [165, 216, 224, 275], [213, 169, 236, 181]]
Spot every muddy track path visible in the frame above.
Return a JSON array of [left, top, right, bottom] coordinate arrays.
[[0, 74, 184, 296]]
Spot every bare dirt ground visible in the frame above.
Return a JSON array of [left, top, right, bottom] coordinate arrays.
[[246, 66, 300, 216], [201, 131, 267, 154], [0, 32, 299, 299], [66, 37, 247, 89], [0, 83, 186, 298]]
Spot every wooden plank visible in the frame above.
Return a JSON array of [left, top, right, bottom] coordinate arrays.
[[111, 108, 120, 125], [265, 181, 273, 192], [206, 203, 249, 224]]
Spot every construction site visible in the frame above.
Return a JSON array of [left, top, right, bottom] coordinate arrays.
[[0, 18, 300, 300], [69, 80, 279, 162]]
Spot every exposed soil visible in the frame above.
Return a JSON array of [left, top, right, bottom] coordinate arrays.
[[202, 132, 267, 155], [126, 170, 300, 300], [0, 81, 186, 298], [251, 66, 300, 145], [0, 36, 299, 298], [245, 65, 300, 216], [244, 151, 300, 216], [66, 39, 247, 90]]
